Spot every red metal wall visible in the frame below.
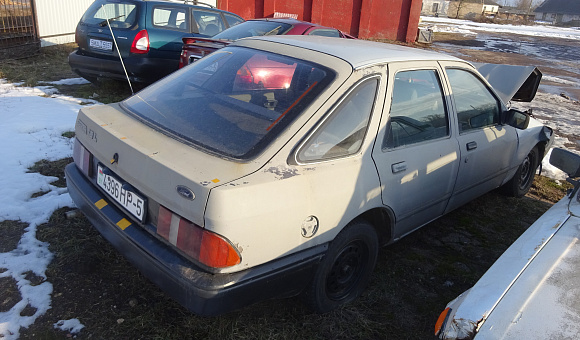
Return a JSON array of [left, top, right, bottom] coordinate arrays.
[[218, 0, 421, 42]]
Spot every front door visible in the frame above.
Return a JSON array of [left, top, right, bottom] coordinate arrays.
[[441, 64, 518, 213], [372, 62, 460, 238]]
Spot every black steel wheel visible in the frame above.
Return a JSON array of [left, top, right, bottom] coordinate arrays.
[[304, 220, 378, 313], [503, 146, 539, 197]]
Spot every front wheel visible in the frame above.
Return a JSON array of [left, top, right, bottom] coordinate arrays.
[[304, 220, 378, 313], [502, 146, 539, 197]]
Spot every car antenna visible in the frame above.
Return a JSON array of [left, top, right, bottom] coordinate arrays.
[[101, 4, 134, 95]]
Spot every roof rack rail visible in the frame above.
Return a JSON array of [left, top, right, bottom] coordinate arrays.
[[177, 0, 215, 8], [154, 0, 215, 8]]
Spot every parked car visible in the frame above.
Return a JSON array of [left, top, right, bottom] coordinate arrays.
[[178, 18, 355, 68], [65, 36, 553, 316], [68, 0, 243, 84], [435, 148, 580, 340]]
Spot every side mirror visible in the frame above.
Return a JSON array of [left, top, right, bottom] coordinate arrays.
[[503, 108, 530, 129], [550, 148, 580, 178]]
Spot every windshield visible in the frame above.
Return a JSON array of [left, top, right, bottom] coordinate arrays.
[[81, 0, 137, 29], [122, 47, 334, 159], [212, 20, 293, 41]]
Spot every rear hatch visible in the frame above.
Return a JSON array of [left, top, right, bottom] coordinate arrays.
[[75, 103, 261, 228], [75, 0, 140, 59]]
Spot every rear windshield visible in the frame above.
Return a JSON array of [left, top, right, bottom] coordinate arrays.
[[122, 46, 334, 160], [212, 21, 293, 41], [81, 0, 137, 28]]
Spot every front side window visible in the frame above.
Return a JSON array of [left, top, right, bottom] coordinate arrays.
[[297, 78, 379, 162], [152, 6, 188, 30], [193, 10, 226, 36], [308, 29, 341, 37], [384, 69, 448, 149], [446, 68, 500, 133], [81, 1, 137, 28], [122, 47, 334, 160]]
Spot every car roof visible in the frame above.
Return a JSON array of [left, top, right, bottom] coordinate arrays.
[[234, 35, 464, 69], [138, 0, 230, 11], [248, 18, 326, 28]]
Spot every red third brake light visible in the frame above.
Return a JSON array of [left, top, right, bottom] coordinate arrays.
[[156, 205, 241, 268], [130, 29, 149, 54]]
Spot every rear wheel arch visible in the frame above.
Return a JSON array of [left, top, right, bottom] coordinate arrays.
[[358, 207, 394, 246]]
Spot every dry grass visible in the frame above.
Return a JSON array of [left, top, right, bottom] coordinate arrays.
[[4, 157, 565, 340]]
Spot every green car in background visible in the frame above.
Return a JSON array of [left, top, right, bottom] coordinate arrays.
[[69, 0, 243, 84]]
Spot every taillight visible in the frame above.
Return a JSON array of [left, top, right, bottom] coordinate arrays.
[[178, 49, 186, 69], [156, 205, 241, 268], [130, 29, 149, 54], [434, 307, 451, 337], [72, 138, 93, 177]]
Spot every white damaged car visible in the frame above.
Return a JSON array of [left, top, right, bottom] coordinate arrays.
[[66, 36, 553, 316], [435, 148, 580, 339]]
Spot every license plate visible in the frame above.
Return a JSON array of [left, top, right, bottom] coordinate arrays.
[[97, 165, 146, 222], [90, 38, 113, 51]]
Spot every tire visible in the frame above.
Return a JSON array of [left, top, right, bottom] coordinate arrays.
[[502, 146, 539, 198], [304, 220, 379, 313]]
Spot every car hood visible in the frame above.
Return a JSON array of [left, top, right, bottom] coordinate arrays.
[[474, 63, 542, 103]]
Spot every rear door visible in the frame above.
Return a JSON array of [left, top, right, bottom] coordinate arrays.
[[147, 3, 191, 60], [441, 62, 518, 213], [372, 62, 460, 237]]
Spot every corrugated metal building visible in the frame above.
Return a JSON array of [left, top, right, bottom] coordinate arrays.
[[35, 0, 95, 46]]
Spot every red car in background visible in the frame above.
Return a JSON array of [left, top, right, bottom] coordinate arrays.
[[178, 18, 355, 69]]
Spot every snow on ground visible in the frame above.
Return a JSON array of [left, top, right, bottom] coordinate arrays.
[[0, 79, 90, 339], [0, 19, 579, 338], [420, 16, 580, 40]]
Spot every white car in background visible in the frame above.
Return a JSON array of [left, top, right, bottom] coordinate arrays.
[[436, 148, 580, 339], [66, 36, 553, 316]]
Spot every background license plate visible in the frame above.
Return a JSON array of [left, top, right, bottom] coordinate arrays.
[[90, 39, 113, 51], [97, 165, 145, 222]]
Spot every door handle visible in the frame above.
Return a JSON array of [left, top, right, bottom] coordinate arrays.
[[391, 161, 407, 174], [466, 141, 477, 151]]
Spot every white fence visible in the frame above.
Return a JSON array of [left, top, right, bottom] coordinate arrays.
[[34, 0, 221, 47], [35, 0, 94, 46]]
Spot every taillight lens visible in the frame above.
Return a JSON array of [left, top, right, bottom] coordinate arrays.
[[434, 307, 451, 337], [130, 29, 149, 54], [72, 138, 93, 177], [178, 49, 186, 69], [156, 205, 241, 268]]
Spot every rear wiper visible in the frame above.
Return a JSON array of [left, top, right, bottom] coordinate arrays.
[[98, 14, 125, 27]]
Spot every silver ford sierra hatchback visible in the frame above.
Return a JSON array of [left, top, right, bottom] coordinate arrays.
[[66, 36, 554, 316]]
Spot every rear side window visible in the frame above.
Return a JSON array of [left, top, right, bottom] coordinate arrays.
[[81, 1, 137, 28], [298, 77, 379, 162], [122, 47, 335, 160], [213, 21, 292, 40], [152, 6, 188, 31], [193, 10, 226, 36]]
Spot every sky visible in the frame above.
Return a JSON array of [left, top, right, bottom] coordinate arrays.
[[0, 18, 579, 338]]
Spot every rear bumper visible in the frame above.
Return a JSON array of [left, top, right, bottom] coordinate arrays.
[[65, 163, 324, 316], [68, 49, 178, 84]]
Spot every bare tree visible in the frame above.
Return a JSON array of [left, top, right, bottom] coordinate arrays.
[[453, 0, 467, 19]]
